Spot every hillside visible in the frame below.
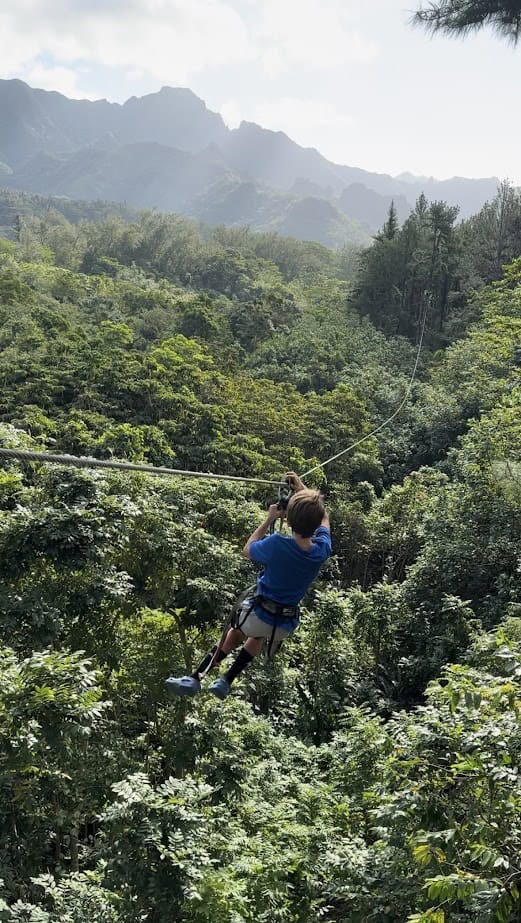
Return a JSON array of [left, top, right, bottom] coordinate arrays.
[[190, 178, 369, 248], [0, 79, 500, 242], [0, 184, 370, 252], [0, 187, 141, 241]]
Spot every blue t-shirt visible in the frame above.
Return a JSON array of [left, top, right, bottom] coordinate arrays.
[[248, 526, 332, 628]]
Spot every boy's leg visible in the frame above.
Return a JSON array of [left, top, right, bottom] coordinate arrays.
[[221, 627, 247, 655], [244, 637, 264, 657], [223, 636, 264, 683], [191, 626, 244, 678], [193, 625, 241, 671], [210, 606, 282, 698], [191, 644, 227, 680], [208, 637, 264, 699], [165, 626, 245, 697]]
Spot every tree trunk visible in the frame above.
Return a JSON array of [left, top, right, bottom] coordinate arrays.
[[70, 825, 79, 872]]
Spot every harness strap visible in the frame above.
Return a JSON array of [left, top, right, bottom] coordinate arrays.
[[254, 595, 299, 621], [254, 594, 299, 659], [235, 598, 255, 631], [266, 622, 278, 660]]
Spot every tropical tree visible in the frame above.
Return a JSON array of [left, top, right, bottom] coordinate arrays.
[[413, 0, 521, 43]]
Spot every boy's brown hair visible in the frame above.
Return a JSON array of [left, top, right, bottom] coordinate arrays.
[[287, 489, 325, 539]]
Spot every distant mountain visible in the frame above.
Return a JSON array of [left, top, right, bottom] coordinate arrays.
[[10, 142, 232, 212], [0, 80, 227, 165], [0, 79, 500, 244], [190, 178, 369, 248], [338, 183, 411, 231]]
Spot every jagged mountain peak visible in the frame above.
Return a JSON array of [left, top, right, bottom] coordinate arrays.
[[0, 79, 500, 241]]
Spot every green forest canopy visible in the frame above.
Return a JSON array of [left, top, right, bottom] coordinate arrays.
[[0, 182, 521, 922]]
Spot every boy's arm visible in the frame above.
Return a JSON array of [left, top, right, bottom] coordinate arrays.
[[286, 471, 305, 493], [243, 504, 282, 559], [313, 508, 332, 561]]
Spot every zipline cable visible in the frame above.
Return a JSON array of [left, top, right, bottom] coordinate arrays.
[[0, 448, 281, 487], [0, 308, 429, 489], [301, 303, 429, 479]]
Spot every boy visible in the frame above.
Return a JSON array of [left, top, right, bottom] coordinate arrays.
[[165, 472, 331, 700]]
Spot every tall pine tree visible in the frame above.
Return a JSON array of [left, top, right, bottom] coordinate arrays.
[[414, 1, 521, 44]]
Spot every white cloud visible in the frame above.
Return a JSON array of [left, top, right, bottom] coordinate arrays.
[[24, 63, 97, 100], [0, 12, 42, 75], [0, 0, 378, 96], [251, 97, 355, 163], [253, 0, 378, 77], [0, 0, 255, 90], [220, 99, 243, 129]]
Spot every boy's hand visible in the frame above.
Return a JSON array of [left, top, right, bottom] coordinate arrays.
[[285, 471, 305, 493], [243, 504, 283, 559]]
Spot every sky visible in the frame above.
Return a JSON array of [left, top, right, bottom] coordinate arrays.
[[1, 0, 520, 183]]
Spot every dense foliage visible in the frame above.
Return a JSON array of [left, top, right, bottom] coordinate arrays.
[[1, 187, 521, 921], [353, 183, 521, 347]]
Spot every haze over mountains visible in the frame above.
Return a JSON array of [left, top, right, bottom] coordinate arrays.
[[0, 79, 499, 247]]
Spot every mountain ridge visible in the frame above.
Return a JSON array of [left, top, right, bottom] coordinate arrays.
[[0, 79, 500, 243]]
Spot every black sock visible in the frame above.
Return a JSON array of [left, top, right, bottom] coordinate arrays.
[[223, 648, 254, 686], [192, 645, 227, 679]]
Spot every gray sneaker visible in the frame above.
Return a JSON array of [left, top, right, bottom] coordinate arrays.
[[165, 675, 201, 697], [208, 677, 231, 700]]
